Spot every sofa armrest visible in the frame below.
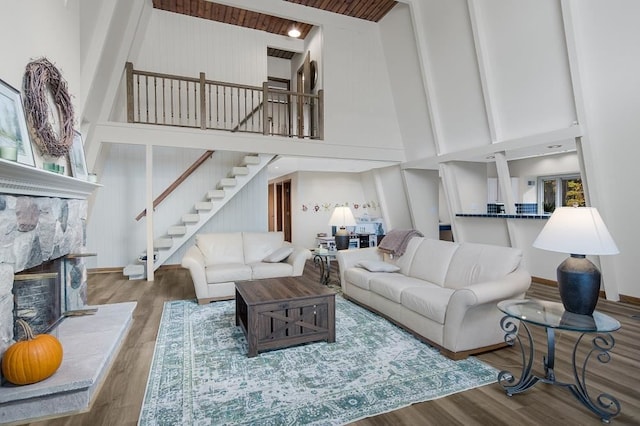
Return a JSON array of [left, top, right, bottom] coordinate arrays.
[[452, 268, 532, 307], [181, 245, 208, 300], [443, 267, 531, 349], [336, 247, 383, 291], [284, 242, 312, 276]]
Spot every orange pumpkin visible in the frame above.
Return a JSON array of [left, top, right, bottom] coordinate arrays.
[[1, 319, 63, 385]]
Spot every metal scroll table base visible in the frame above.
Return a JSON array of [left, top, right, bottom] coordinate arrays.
[[498, 316, 621, 423]]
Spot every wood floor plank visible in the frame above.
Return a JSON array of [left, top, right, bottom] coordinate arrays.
[[24, 261, 640, 425]]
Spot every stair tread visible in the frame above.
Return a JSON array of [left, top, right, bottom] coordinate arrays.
[[195, 202, 213, 210], [230, 166, 249, 176], [207, 190, 225, 199], [182, 213, 199, 223], [242, 155, 261, 165], [123, 264, 145, 275], [168, 226, 186, 235], [154, 238, 173, 248]]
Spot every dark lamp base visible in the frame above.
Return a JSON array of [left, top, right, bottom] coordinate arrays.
[[557, 254, 601, 315], [334, 228, 350, 250]]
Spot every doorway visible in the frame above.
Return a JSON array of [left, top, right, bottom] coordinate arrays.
[[268, 180, 292, 242]]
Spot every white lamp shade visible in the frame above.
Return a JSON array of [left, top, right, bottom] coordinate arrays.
[[533, 207, 619, 255], [329, 206, 357, 227]]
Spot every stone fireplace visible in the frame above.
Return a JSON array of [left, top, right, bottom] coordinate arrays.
[[0, 195, 88, 369], [0, 160, 136, 424]]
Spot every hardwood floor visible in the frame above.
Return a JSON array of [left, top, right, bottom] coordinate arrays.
[[27, 262, 640, 426]]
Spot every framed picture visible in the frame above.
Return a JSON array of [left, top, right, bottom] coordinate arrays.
[[0, 78, 35, 166], [69, 130, 88, 180]]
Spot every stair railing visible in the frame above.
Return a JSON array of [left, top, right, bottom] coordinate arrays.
[[135, 149, 214, 221], [126, 62, 323, 139]]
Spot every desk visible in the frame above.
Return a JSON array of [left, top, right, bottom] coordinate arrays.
[[497, 299, 621, 423], [312, 250, 337, 285]]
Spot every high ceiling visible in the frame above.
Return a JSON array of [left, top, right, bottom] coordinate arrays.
[[152, 0, 398, 40], [150, 0, 401, 178]]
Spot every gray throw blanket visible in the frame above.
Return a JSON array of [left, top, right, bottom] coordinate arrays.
[[378, 229, 424, 257]]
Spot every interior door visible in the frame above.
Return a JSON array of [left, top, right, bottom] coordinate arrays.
[[283, 180, 291, 242], [268, 183, 275, 232]]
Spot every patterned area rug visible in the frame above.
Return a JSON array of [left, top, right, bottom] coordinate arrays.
[[139, 297, 497, 425]]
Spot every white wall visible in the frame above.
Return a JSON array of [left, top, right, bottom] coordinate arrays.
[[267, 57, 291, 80], [286, 171, 370, 249], [1, 2, 80, 101], [571, 0, 640, 299], [87, 147, 267, 267], [321, 24, 404, 152], [474, 0, 576, 140], [414, 0, 490, 153], [379, 3, 436, 160], [1, 0, 81, 166], [402, 169, 439, 238], [373, 165, 413, 231], [136, 9, 267, 85]]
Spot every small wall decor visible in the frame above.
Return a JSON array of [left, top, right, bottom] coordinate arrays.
[[0, 78, 35, 165], [22, 58, 75, 157], [69, 130, 88, 180]]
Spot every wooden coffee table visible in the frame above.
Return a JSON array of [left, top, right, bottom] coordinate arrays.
[[235, 277, 336, 357]]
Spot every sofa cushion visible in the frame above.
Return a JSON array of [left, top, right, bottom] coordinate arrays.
[[197, 233, 244, 266], [356, 260, 400, 272], [443, 242, 522, 289], [345, 267, 377, 291], [382, 237, 424, 275], [401, 285, 455, 324], [369, 274, 429, 304], [408, 239, 460, 287], [263, 246, 294, 263], [243, 232, 285, 264], [250, 262, 294, 279], [205, 263, 252, 282]]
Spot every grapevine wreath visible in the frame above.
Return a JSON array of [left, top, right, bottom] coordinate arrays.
[[22, 58, 75, 157]]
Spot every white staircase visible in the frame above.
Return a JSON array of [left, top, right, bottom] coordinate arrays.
[[123, 153, 274, 279]]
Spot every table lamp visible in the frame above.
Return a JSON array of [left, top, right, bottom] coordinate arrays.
[[329, 206, 356, 250], [533, 206, 618, 315]]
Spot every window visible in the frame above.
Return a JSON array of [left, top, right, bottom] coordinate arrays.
[[538, 174, 585, 214]]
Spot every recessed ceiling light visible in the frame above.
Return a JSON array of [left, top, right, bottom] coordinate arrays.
[[288, 27, 301, 38], [547, 144, 562, 149], [486, 155, 495, 160]]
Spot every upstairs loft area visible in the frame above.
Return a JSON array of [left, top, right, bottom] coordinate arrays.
[[125, 62, 324, 140]]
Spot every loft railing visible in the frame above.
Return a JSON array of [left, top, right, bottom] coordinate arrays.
[[125, 62, 323, 139]]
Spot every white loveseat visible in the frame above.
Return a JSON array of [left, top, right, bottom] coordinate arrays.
[[181, 232, 311, 304], [336, 237, 531, 359]]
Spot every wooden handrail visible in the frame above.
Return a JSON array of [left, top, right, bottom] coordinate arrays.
[[233, 101, 264, 132], [135, 150, 215, 221]]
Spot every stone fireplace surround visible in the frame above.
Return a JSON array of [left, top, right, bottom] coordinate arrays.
[[0, 161, 135, 423]]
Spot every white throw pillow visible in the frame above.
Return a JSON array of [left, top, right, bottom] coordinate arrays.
[[263, 246, 294, 263], [356, 260, 400, 273]]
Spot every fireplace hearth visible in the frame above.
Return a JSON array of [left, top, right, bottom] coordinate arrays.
[[0, 161, 135, 423]]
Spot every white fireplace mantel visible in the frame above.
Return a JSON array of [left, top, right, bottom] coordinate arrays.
[[0, 158, 100, 199]]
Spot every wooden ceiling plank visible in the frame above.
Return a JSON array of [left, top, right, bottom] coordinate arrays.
[[153, 0, 397, 38], [369, 0, 397, 22]]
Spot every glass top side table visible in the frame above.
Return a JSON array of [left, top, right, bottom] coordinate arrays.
[[497, 299, 621, 423], [312, 250, 337, 285]]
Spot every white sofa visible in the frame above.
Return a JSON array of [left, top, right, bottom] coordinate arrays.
[[181, 232, 311, 304], [336, 237, 531, 359]]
